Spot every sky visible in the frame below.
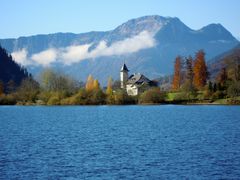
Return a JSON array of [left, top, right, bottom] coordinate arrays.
[[1, 0, 240, 39]]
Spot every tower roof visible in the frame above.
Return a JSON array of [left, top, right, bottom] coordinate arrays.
[[121, 63, 129, 72]]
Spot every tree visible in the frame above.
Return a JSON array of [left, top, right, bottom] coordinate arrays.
[[85, 75, 94, 92], [234, 59, 240, 81], [113, 90, 134, 105], [89, 89, 106, 105], [93, 79, 100, 90], [40, 69, 78, 93], [106, 77, 113, 95], [106, 77, 115, 104], [139, 88, 165, 104], [0, 45, 30, 89], [182, 56, 195, 92], [193, 50, 208, 89], [0, 81, 4, 95], [227, 81, 240, 98], [185, 56, 194, 85], [217, 67, 228, 87], [17, 78, 40, 102], [172, 56, 182, 90], [208, 81, 213, 92], [40, 69, 56, 91], [213, 83, 217, 92], [6, 80, 16, 93]]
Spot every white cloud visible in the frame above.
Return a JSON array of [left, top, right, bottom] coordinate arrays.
[[91, 31, 156, 57], [11, 49, 30, 66], [61, 44, 91, 65], [11, 31, 156, 66], [31, 48, 57, 66], [60, 30, 155, 65]]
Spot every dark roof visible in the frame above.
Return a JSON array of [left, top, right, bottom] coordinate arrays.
[[127, 73, 151, 85], [120, 63, 129, 72]]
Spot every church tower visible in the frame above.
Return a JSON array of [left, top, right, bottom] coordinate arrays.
[[120, 63, 129, 89]]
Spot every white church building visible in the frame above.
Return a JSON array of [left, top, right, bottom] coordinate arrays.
[[120, 63, 157, 96]]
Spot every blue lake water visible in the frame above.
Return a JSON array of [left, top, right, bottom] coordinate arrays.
[[0, 105, 240, 179]]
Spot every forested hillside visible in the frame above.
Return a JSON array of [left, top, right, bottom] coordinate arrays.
[[0, 45, 30, 93]]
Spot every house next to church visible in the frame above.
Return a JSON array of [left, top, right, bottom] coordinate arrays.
[[120, 63, 158, 96]]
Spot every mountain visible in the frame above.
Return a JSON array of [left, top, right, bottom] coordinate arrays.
[[208, 43, 240, 80], [0, 15, 239, 84], [0, 46, 30, 92]]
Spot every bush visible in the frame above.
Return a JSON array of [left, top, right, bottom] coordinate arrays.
[[227, 81, 240, 98], [173, 92, 188, 101], [172, 91, 197, 102], [61, 89, 106, 105], [203, 90, 212, 100], [181, 81, 196, 93], [16, 78, 40, 103], [69, 89, 89, 105], [38, 91, 52, 104], [212, 90, 224, 100], [113, 90, 135, 105], [88, 89, 106, 105], [139, 88, 165, 104], [38, 91, 69, 105], [47, 96, 60, 105], [0, 94, 17, 105], [106, 94, 115, 104]]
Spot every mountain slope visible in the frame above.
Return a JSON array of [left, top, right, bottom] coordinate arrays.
[[0, 46, 30, 91], [208, 43, 240, 79], [0, 15, 238, 84]]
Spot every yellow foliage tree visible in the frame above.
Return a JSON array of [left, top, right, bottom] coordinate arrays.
[[93, 79, 100, 90], [85, 75, 94, 91], [106, 77, 113, 95]]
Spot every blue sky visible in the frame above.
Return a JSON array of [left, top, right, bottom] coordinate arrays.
[[1, 0, 240, 39]]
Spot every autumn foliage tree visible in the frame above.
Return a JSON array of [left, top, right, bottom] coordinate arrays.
[[93, 79, 100, 90], [172, 56, 182, 90], [85, 75, 94, 92], [193, 50, 208, 89], [86, 75, 101, 92], [106, 77, 113, 95], [106, 77, 115, 104]]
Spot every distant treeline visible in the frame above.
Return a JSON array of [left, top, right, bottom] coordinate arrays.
[[0, 68, 166, 105], [0, 46, 240, 105]]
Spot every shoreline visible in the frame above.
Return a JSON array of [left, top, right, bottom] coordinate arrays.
[[1, 102, 239, 106]]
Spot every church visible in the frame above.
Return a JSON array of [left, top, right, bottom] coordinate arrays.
[[120, 63, 158, 96]]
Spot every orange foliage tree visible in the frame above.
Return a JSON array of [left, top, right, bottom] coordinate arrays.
[[172, 56, 182, 90], [193, 50, 208, 89]]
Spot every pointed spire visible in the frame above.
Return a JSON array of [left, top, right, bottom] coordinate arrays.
[[121, 63, 129, 72]]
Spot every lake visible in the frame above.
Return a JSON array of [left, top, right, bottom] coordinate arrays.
[[0, 105, 240, 179]]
